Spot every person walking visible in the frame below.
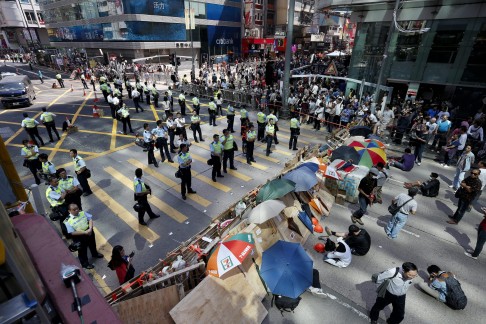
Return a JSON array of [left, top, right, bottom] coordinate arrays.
[[369, 262, 418, 324], [70, 149, 93, 196], [151, 84, 159, 108], [80, 74, 89, 89], [464, 206, 486, 260], [108, 245, 135, 285], [40, 108, 61, 142], [64, 204, 104, 269], [385, 187, 418, 239], [240, 106, 249, 130], [133, 168, 160, 225], [152, 120, 173, 163], [57, 167, 83, 211], [178, 91, 186, 116], [210, 134, 224, 182], [289, 114, 300, 150], [221, 129, 237, 173], [177, 143, 196, 200], [256, 108, 266, 141], [21, 139, 42, 185], [447, 169, 482, 225], [131, 87, 143, 113], [412, 117, 428, 166], [266, 110, 279, 144], [21, 113, 45, 147], [246, 123, 256, 165], [208, 98, 217, 126], [265, 119, 276, 156], [215, 93, 223, 116], [190, 110, 204, 143], [125, 78, 132, 99], [226, 103, 236, 133], [90, 76, 97, 91], [451, 145, 475, 190], [55, 73, 64, 88], [38, 70, 44, 84], [142, 123, 158, 167], [117, 104, 134, 135], [351, 169, 378, 225]]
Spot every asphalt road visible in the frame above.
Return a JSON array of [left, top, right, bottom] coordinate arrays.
[[1, 62, 484, 324]]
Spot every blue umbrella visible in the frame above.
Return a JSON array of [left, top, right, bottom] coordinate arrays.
[[298, 211, 314, 233], [295, 162, 319, 173], [283, 167, 318, 192], [260, 241, 313, 298]]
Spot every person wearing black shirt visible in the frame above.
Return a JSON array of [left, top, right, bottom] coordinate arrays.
[[325, 224, 371, 256], [404, 172, 440, 197], [352, 170, 378, 225]]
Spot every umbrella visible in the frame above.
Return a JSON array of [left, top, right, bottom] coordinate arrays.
[[326, 50, 348, 57], [349, 126, 372, 137], [297, 211, 314, 233], [206, 233, 255, 277], [248, 200, 286, 224], [283, 168, 318, 192], [319, 164, 341, 180], [348, 141, 387, 168], [330, 146, 360, 163], [294, 162, 319, 173], [260, 241, 313, 298], [365, 138, 386, 149], [256, 179, 296, 203]]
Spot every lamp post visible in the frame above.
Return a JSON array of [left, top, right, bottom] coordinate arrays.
[[187, 1, 196, 80], [282, 0, 296, 119]]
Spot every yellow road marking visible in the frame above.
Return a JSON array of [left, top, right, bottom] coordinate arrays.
[[88, 178, 161, 243], [105, 167, 187, 223], [110, 119, 118, 150], [77, 129, 134, 138], [278, 127, 318, 141], [277, 132, 310, 144], [0, 120, 21, 125], [253, 151, 280, 163], [234, 157, 268, 170], [91, 228, 114, 294], [150, 104, 159, 121], [7, 143, 95, 156], [127, 159, 211, 207], [91, 269, 112, 295], [274, 149, 293, 156]]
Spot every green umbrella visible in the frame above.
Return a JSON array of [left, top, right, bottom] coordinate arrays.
[[256, 179, 296, 203]]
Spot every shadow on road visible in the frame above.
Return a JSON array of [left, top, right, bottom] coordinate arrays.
[[444, 227, 472, 251], [435, 200, 453, 215]]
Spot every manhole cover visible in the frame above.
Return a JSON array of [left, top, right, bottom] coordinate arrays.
[[0, 127, 15, 139]]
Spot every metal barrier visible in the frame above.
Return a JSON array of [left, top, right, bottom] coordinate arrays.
[[178, 83, 258, 109]]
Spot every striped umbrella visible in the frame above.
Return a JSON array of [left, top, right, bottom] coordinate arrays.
[[206, 233, 255, 277], [348, 140, 387, 168]]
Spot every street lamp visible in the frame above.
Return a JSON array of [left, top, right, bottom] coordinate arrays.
[[186, 1, 196, 80]]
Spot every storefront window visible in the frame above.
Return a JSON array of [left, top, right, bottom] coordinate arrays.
[[461, 22, 486, 83], [184, 1, 206, 19], [427, 22, 466, 64]]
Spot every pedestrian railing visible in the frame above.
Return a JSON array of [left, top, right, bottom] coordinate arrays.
[[178, 83, 259, 109]]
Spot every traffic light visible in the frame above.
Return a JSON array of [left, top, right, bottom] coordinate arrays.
[[176, 57, 181, 66], [169, 53, 175, 66]]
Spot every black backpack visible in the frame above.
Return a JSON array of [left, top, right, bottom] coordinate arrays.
[[441, 273, 467, 310], [272, 294, 301, 316]]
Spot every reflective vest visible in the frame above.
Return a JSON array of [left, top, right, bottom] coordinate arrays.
[[46, 185, 64, 207], [191, 115, 200, 123], [240, 109, 248, 118], [179, 152, 191, 166], [100, 83, 108, 91], [41, 112, 54, 123], [290, 118, 299, 129], [23, 118, 35, 128], [257, 112, 266, 123], [99, 76, 107, 83], [211, 141, 223, 154], [133, 178, 147, 192], [179, 94, 185, 101], [222, 135, 234, 150], [42, 161, 54, 174], [227, 106, 235, 115], [113, 88, 121, 96], [192, 97, 199, 105], [73, 156, 84, 172], [64, 211, 89, 232], [125, 80, 131, 88], [267, 114, 277, 122], [59, 176, 75, 191], [247, 130, 256, 141], [208, 102, 216, 111], [56, 74, 62, 80], [151, 88, 158, 95], [22, 146, 38, 160], [266, 125, 275, 136], [119, 107, 129, 118]]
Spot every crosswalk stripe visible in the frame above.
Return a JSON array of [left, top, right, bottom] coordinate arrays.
[[127, 159, 211, 207], [278, 126, 318, 140], [273, 149, 293, 156], [277, 132, 310, 144], [105, 167, 188, 223], [234, 156, 268, 170], [252, 151, 280, 163], [88, 179, 160, 243]]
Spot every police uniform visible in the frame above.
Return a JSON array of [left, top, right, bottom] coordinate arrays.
[[210, 140, 224, 181], [227, 105, 236, 133], [152, 125, 173, 163], [21, 117, 45, 147], [289, 117, 301, 150], [143, 129, 158, 167], [190, 114, 203, 142], [46, 184, 69, 235], [21, 144, 41, 185], [131, 88, 143, 112], [100, 82, 109, 102], [80, 74, 89, 89], [73, 155, 92, 195], [240, 108, 249, 132], [256, 111, 266, 141], [134, 177, 160, 225], [266, 113, 279, 144], [175, 116, 187, 140], [40, 159, 56, 184], [64, 210, 103, 267], [117, 105, 133, 134], [55, 73, 64, 88], [166, 117, 177, 152], [265, 123, 275, 156], [40, 111, 60, 142], [125, 79, 133, 99], [192, 96, 200, 115], [135, 81, 144, 103], [246, 129, 257, 164], [143, 83, 150, 105], [59, 174, 82, 210], [221, 133, 237, 173], [208, 100, 217, 126], [151, 86, 159, 108], [177, 151, 196, 199], [178, 93, 186, 116], [167, 89, 173, 110]]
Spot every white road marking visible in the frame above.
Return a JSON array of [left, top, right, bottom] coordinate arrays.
[[364, 215, 420, 238]]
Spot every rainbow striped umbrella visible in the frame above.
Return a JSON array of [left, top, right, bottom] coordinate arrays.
[[348, 140, 387, 168]]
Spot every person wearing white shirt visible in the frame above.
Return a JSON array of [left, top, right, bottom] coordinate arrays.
[[425, 117, 437, 144], [175, 112, 187, 140], [323, 237, 352, 268], [457, 126, 468, 152], [467, 120, 483, 143], [314, 104, 324, 131], [333, 97, 343, 127]]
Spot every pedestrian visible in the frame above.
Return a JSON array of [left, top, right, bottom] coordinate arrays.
[[21, 112, 45, 147], [266, 110, 279, 144], [131, 87, 143, 112], [167, 87, 173, 110], [411, 117, 428, 166], [55, 73, 64, 88], [289, 113, 300, 150], [372, 162, 388, 203], [178, 91, 186, 116], [385, 187, 418, 239], [430, 115, 451, 152], [256, 108, 266, 141], [314, 103, 324, 131], [208, 98, 217, 126], [90, 76, 96, 91], [70, 149, 93, 196], [133, 168, 160, 225], [369, 262, 418, 324], [40, 108, 61, 142], [192, 95, 200, 115], [325, 224, 371, 256], [447, 168, 482, 225], [125, 78, 132, 99], [190, 110, 204, 143], [151, 83, 159, 108], [464, 206, 486, 259], [57, 167, 83, 211], [418, 265, 450, 304], [226, 103, 236, 133], [265, 119, 276, 156], [64, 204, 104, 269], [38, 70, 44, 84], [21, 139, 42, 185], [210, 134, 224, 182], [351, 169, 378, 225], [152, 120, 173, 163], [215, 93, 223, 116], [177, 143, 196, 200], [451, 145, 475, 190], [142, 123, 158, 167], [45, 176, 69, 236], [246, 123, 256, 165], [221, 129, 237, 173], [322, 237, 352, 268], [38, 153, 56, 185], [117, 104, 134, 134], [80, 73, 89, 89], [108, 245, 135, 285], [162, 96, 170, 117]]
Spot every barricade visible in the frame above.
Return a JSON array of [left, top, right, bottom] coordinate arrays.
[[178, 84, 257, 109]]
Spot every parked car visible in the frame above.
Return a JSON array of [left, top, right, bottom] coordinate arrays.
[[0, 75, 36, 108]]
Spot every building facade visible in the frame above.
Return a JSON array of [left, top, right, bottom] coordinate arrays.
[[0, 0, 49, 52], [38, 0, 243, 62]]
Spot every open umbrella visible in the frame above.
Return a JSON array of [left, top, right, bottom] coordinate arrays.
[[365, 138, 386, 149], [349, 126, 372, 137], [297, 211, 314, 233], [283, 168, 318, 192], [330, 146, 360, 163], [248, 200, 286, 224], [294, 162, 319, 173], [256, 179, 296, 203], [206, 233, 255, 277], [349, 140, 387, 168], [260, 241, 313, 298]]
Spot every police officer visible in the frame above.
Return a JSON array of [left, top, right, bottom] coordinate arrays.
[[143, 123, 158, 167], [64, 204, 104, 269], [45, 176, 69, 235], [210, 134, 224, 182], [208, 98, 217, 126], [240, 106, 249, 135], [134, 168, 160, 226], [58, 167, 83, 210], [80, 73, 89, 89], [70, 149, 93, 196], [143, 82, 151, 105], [100, 81, 109, 102], [55, 73, 64, 88], [192, 95, 200, 115], [167, 87, 174, 111], [40, 108, 60, 142], [266, 110, 279, 144], [246, 123, 257, 165], [221, 129, 237, 173], [135, 79, 144, 103], [125, 78, 132, 99], [178, 91, 186, 116], [151, 83, 159, 108], [166, 113, 177, 153], [21, 113, 45, 147], [178, 143, 196, 200], [38, 153, 56, 184], [265, 119, 275, 156], [113, 86, 123, 106], [152, 120, 173, 163], [227, 104, 236, 133], [21, 139, 42, 185], [117, 104, 134, 134], [256, 108, 266, 141], [289, 114, 301, 151], [190, 110, 204, 143], [90, 75, 96, 91], [131, 87, 143, 112]]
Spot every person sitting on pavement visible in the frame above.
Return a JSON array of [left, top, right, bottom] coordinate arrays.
[[404, 172, 441, 197], [418, 265, 449, 303], [389, 148, 415, 171], [323, 237, 352, 268], [325, 224, 371, 256]]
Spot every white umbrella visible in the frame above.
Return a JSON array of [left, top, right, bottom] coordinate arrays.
[[249, 200, 286, 224], [326, 51, 348, 57]]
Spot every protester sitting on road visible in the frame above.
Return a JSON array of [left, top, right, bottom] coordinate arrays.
[[325, 225, 371, 256], [323, 237, 352, 268], [389, 148, 415, 171], [418, 265, 448, 303], [404, 172, 440, 197]]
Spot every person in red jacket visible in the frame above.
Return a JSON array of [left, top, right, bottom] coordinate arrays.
[[108, 245, 135, 284]]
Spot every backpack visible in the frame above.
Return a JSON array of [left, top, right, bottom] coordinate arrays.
[[441, 273, 467, 310], [272, 294, 301, 316]]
